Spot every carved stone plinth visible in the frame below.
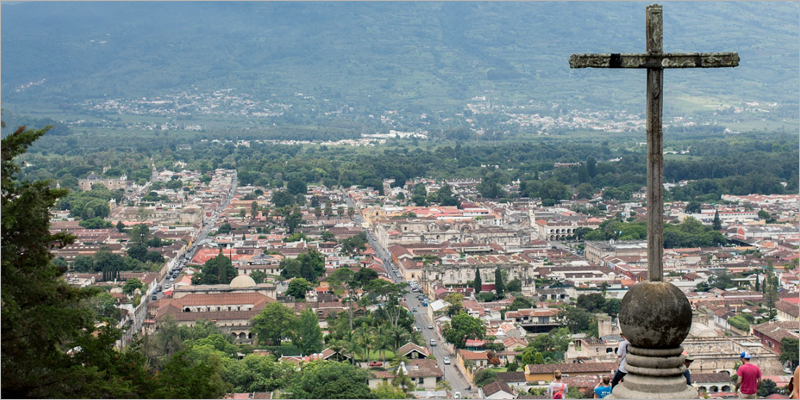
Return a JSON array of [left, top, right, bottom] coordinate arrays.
[[609, 345, 698, 399], [607, 281, 699, 399]]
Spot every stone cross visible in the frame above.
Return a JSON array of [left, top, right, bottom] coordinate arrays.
[[570, 4, 738, 282]]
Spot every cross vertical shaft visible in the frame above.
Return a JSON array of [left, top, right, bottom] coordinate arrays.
[[569, 4, 737, 283], [645, 4, 664, 281], [568, 5, 740, 398]]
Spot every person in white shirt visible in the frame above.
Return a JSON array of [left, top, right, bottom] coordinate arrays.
[[611, 333, 629, 389], [546, 370, 568, 399]]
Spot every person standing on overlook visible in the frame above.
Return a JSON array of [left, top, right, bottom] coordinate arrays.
[[682, 353, 694, 385], [611, 333, 629, 389], [546, 370, 568, 399], [594, 376, 612, 398], [734, 352, 761, 399]]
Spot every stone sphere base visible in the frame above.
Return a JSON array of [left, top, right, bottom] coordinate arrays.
[[607, 345, 699, 399], [609, 376, 699, 399]]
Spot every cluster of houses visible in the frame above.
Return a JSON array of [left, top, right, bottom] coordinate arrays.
[[52, 167, 798, 398]]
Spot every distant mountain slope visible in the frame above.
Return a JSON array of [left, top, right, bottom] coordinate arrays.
[[2, 1, 797, 115]]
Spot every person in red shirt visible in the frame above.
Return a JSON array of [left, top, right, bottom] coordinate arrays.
[[734, 352, 762, 399]]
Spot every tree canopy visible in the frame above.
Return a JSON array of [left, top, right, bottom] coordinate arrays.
[[192, 250, 237, 285], [252, 302, 298, 346], [443, 312, 486, 349]]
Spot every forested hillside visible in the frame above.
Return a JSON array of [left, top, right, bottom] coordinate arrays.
[[2, 2, 798, 128]]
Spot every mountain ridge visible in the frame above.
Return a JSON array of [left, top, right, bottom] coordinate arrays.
[[2, 2, 797, 122]]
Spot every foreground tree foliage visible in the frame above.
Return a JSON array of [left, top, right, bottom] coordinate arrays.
[[1, 122, 233, 398], [1, 123, 153, 397], [283, 360, 375, 399]]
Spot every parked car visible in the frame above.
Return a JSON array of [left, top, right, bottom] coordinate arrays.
[[411, 308, 417, 313], [430, 339, 436, 346], [443, 357, 451, 365], [427, 324, 433, 329], [422, 302, 428, 307], [151, 295, 158, 301]]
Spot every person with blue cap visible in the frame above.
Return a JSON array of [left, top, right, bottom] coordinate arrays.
[[734, 351, 761, 399]]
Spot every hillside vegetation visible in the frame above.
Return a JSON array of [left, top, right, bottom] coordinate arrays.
[[2, 2, 798, 127]]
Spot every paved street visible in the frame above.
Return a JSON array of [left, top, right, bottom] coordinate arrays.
[[153, 173, 237, 300], [359, 210, 476, 398]]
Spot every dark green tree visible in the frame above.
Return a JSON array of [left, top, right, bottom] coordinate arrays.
[[251, 302, 298, 346], [284, 360, 374, 399], [779, 337, 799, 370], [709, 271, 734, 290], [340, 232, 368, 256], [576, 293, 606, 312], [477, 178, 504, 199], [86, 291, 122, 322], [192, 250, 237, 285], [473, 369, 499, 387], [150, 350, 231, 399], [354, 267, 379, 286], [587, 156, 597, 178], [128, 223, 151, 244], [127, 243, 148, 262], [1, 122, 152, 398], [122, 278, 145, 295], [294, 308, 324, 355], [603, 298, 622, 317], [249, 270, 267, 284], [116, 220, 126, 233], [272, 190, 295, 208], [217, 222, 232, 234], [685, 201, 702, 213], [226, 353, 294, 393], [442, 312, 486, 349], [506, 277, 522, 293], [494, 267, 505, 298], [757, 379, 778, 397], [558, 306, 593, 334], [434, 184, 459, 207], [286, 206, 303, 233], [79, 217, 113, 229], [473, 267, 482, 294], [72, 254, 95, 272], [287, 277, 313, 299], [287, 178, 308, 195], [506, 296, 533, 312], [712, 210, 722, 230]]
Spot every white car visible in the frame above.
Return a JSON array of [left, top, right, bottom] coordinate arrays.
[[443, 357, 450, 365]]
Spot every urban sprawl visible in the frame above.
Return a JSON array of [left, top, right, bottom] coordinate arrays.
[[54, 166, 799, 399]]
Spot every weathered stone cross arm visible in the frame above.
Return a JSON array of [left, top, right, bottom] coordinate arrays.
[[569, 52, 739, 69]]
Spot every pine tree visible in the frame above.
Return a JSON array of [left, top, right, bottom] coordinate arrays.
[[473, 267, 482, 294], [755, 274, 760, 292], [494, 267, 504, 298], [713, 210, 722, 230]]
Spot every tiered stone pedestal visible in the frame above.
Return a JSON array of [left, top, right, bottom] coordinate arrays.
[[607, 281, 699, 399]]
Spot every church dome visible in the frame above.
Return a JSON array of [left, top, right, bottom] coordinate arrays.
[[229, 274, 256, 288]]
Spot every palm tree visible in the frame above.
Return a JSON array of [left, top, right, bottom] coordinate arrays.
[[343, 330, 360, 365], [389, 326, 408, 354], [374, 325, 391, 363], [357, 323, 373, 362], [329, 339, 344, 362]]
